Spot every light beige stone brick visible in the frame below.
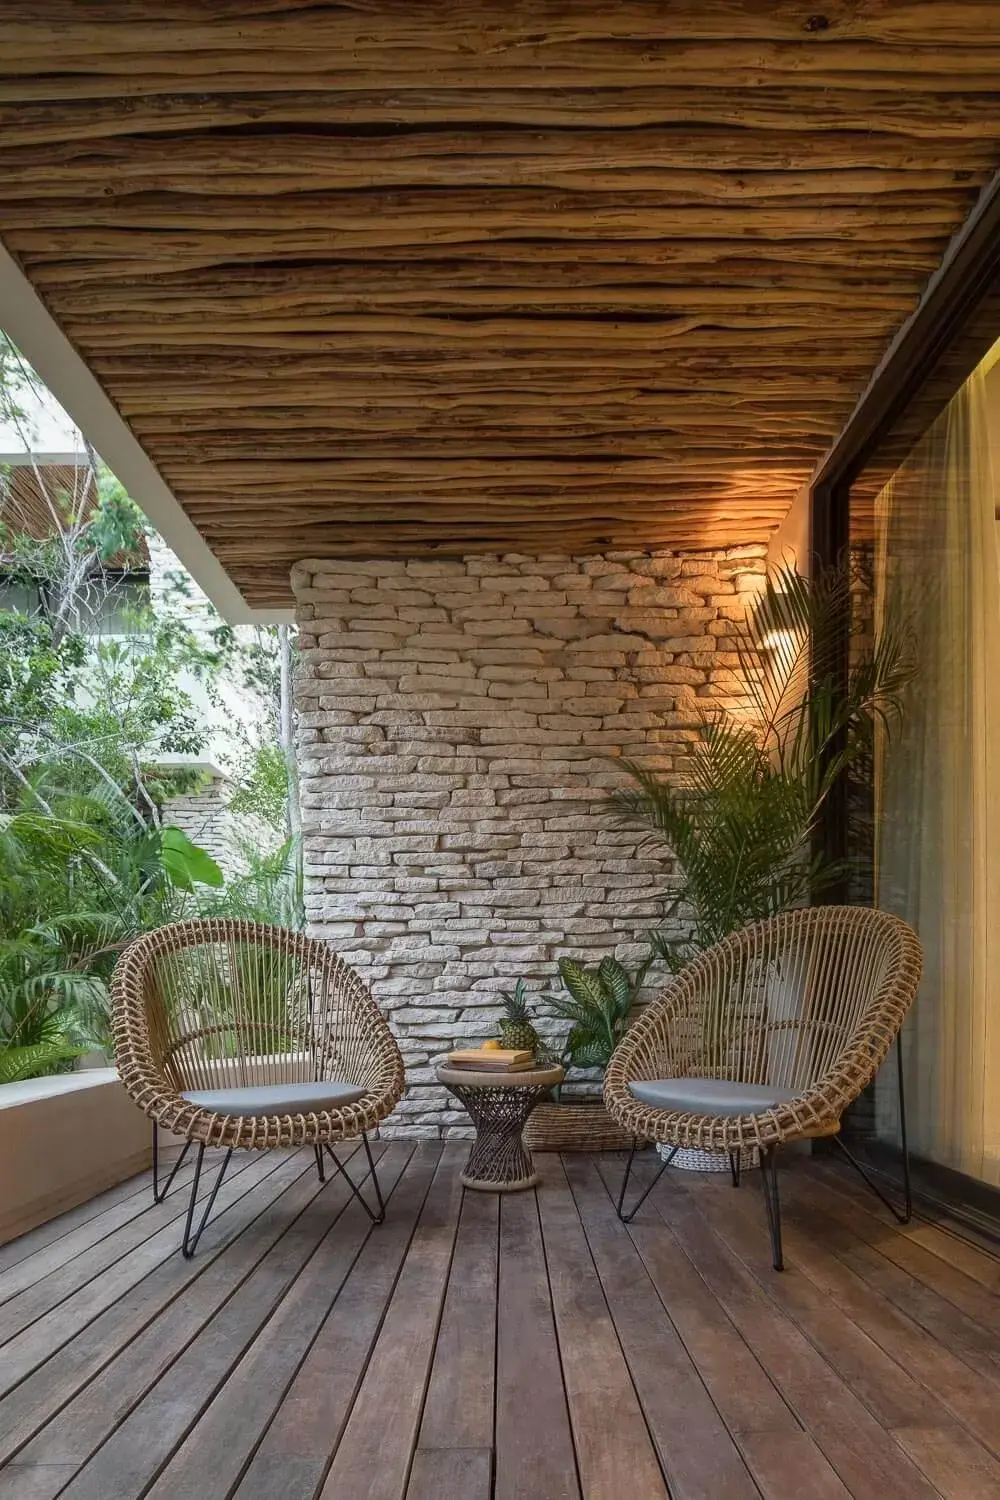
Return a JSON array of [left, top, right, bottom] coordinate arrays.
[[293, 546, 758, 1138]]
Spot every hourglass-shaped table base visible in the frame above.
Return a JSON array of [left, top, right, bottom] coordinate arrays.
[[436, 1064, 565, 1191]]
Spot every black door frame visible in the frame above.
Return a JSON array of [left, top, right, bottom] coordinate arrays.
[[810, 176, 1000, 887], [806, 177, 1000, 1238]]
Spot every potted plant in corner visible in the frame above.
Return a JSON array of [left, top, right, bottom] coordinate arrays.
[[608, 560, 915, 1170], [522, 955, 650, 1152]]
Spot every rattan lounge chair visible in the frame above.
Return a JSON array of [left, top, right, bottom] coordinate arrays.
[[111, 918, 405, 1256], [603, 906, 923, 1269]]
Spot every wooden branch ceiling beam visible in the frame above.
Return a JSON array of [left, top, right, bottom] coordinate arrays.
[[1, 0, 999, 608], [4, 132, 996, 191], [4, 88, 999, 147]]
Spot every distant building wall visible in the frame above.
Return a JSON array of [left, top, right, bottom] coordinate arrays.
[[161, 771, 239, 874], [161, 768, 273, 876], [147, 533, 273, 775]]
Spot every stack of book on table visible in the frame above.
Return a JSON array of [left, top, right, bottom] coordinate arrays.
[[447, 1047, 536, 1073]]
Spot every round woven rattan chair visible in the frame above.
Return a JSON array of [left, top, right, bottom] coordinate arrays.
[[111, 919, 404, 1256], [604, 906, 923, 1269]]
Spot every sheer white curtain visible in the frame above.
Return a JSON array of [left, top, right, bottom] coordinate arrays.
[[874, 357, 1000, 1186]]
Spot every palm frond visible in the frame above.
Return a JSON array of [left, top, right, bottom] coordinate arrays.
[[612, 560, 916, 956]]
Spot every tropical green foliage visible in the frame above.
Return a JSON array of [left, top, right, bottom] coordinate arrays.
[[0, 472, 146, 644], [611, 562, 915, 969], [0, 792, 228, 1069], [199, 835, 304, 930], [545, 955, 651, 1072], [0, 1041, 86, 1086], [228, 741, 292, 833], [0, 342, 299, 1082], [0, 578, 216, 814], [159, 826, 225, 891], [0, 777, 305, 1078]]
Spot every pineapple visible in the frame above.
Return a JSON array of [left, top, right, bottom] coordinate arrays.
[[498, 979, 539, 1055]]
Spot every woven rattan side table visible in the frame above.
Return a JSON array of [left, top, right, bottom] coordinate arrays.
[[436, 1063, 565, 1191]]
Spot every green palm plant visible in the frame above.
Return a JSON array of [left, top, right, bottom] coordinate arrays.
[[0, 912, 120, 1081], [611, 562, 914, 969], [192, 837, 306, 1054], [197, 834, 304, 930], [0, 789, 226, 1080]]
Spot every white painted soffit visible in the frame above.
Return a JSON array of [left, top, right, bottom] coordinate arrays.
[[0, 241, 293, 625]]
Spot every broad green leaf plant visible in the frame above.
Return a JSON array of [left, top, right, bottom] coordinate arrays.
[[611, 561, 915, 970], [545, 955, 651, 1072]]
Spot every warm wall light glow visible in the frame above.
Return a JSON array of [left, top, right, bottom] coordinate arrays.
[[761, 627, 799, 653]]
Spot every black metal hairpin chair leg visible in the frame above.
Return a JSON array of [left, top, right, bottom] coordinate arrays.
[[759, 1146, 784, 1271], [729, 1150, 742, 1188], [181, 1143, 234, 1259], [616, 1139, 679, 1223], [313, 1144, 326, 1184], [830, 1033, 912, 1224], [322, 1133, 385, 1224], [152, 1123, 191, 1204]]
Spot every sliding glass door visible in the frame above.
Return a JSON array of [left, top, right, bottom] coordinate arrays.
[[868, 346, 1000, 1187]]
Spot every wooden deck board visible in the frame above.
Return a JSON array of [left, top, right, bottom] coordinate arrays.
[[406, 1448, 493, 1500], [0, 1160, 184, 1293], [0, 1164, 166, 1276], [787, 1173, 1000, 1382], [805, 1164, 1000, 1336], [0, 1149, 248, 1345], [536, 1158, 668, 1500], [414, 1188, 498, 1454], [318, 1145, 465, 1500], [233, 1142, 442, 1500], [648, 1169, 942, 1500], [602, 1160, 851, 1500], [0, 1148, 312, 1468], [701, 1169, 1000, 1456], [0, 1151, 289, 1401], [144, 1144, 413, 1500], [564, 1155, 762, 1500], [674, 1169, 1000, 1496], [0, 1147, 997, 1500], [807, 1160, 1000, 1297], [495, 1189, 580, 1500], [17, 1147, 374, 1500]]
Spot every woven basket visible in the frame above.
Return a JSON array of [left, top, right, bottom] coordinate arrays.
[[656, 1142, 760, 1173], [523, 1099, 632, 1152]]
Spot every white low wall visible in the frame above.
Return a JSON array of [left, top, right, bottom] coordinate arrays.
[[0, 1069, 151, 1245]]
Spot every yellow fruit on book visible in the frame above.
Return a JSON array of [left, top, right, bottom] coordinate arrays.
[[481, 1039, 503, 1051]]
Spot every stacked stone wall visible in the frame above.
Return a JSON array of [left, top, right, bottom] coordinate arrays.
[[293, 547, 766, 1137]]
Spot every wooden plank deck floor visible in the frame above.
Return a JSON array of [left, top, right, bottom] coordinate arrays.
[[1, 1141, 999, 1500]]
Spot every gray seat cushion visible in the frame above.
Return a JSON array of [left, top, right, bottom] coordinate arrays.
[[180, 1080, 367, 1116], [628, 1077, 798, 1117]]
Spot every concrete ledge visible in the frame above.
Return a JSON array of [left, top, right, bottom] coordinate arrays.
[[0, 1068, 151, 1246]]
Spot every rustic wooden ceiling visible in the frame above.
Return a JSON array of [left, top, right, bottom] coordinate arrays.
[[1, 2, 999, 608]]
